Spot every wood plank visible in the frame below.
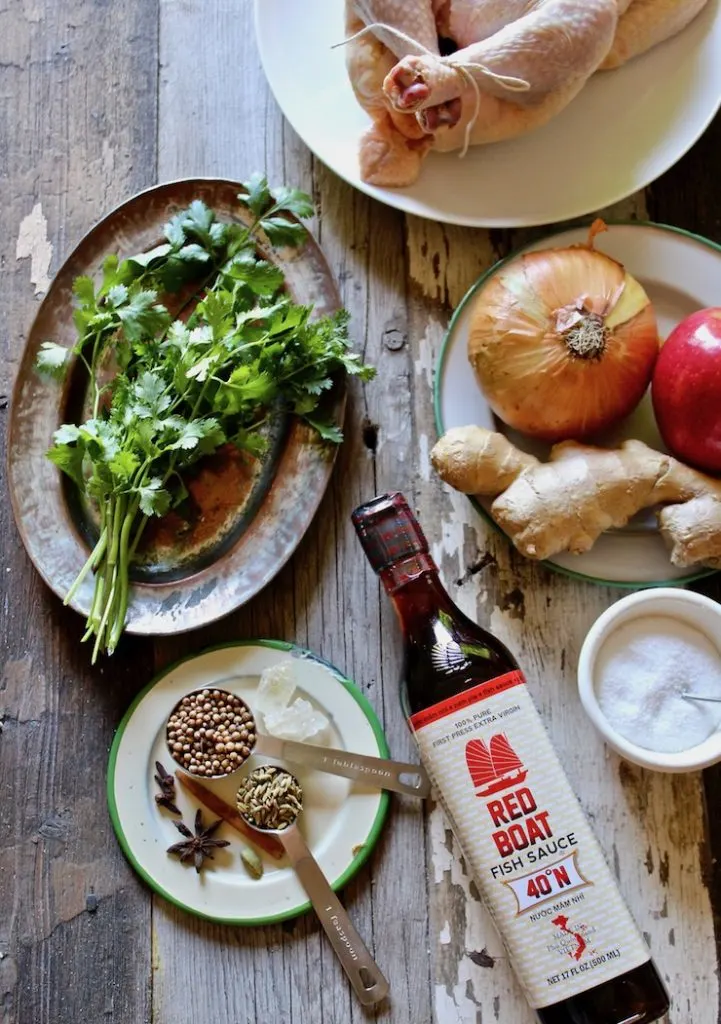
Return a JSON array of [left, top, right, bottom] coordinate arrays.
[[409, 181, 721, 1023], [0, 1, 158, 1022], [154, 2, 432, 1022]]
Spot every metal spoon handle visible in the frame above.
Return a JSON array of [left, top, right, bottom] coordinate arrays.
[[255, 734, 430, 797], [278, 827, 389, 1006]]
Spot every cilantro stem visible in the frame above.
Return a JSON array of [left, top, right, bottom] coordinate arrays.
[[128, 514, 149, 561], [91, 492, 127, 663], [63, 525, 108, 606], [108, 495, 140, 653], [83, 565, 105, 643]]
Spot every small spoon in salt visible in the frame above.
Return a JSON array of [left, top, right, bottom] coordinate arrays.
[[236, 765, 390, 1007], [682, 692, 721, 703]]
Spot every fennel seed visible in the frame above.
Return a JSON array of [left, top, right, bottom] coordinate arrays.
[[236, 765, 303, 831]]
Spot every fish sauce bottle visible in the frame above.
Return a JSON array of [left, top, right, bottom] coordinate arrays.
[[351, 493, 669, 1024]]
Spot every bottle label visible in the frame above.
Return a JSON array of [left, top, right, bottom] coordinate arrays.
[[410, 670, 651, 1008]]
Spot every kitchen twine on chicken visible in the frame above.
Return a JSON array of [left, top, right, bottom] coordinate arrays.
[[332, 23, 530, 158]]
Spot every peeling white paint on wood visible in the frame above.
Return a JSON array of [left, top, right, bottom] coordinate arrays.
[[407, 216, 499, 309], [418, 433, 431, 482], [15, 203, 52, 295], [413, 327, 434, 390]]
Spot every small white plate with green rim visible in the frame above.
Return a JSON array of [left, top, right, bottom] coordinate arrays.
[[107, 640, 390, 925], [434, 221, 721, 588]]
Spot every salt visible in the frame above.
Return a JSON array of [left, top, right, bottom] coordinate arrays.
[[595, 615, 721, 753]]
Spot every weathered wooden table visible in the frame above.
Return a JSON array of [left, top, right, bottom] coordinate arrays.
[[2, 3, 720, 1022]]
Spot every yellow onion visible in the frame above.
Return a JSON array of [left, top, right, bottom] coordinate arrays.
[[467, 222, 659, 441]]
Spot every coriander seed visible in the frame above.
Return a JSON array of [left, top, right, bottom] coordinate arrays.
[[165, 688, 257, 778]]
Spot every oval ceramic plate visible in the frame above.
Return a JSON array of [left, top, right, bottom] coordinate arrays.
[[107, 640, 390, 925], [435, 222, 721, 587], [254, 0, 721, 227], [8, 179, 344, 635]]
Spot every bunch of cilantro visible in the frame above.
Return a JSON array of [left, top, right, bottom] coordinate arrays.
[[37, 175, 374, 662]]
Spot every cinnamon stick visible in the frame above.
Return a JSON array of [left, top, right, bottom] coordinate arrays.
[[175, 771, 285, 860]]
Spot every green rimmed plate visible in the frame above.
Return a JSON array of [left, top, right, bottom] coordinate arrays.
[[107, 640, 390, 925], [434, 221, 720, 588]]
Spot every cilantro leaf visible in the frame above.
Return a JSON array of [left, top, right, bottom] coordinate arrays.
[[259, 216, 307, 249], [240, 173, 272, 219], [214, 366, 276, 414], [270, 185, 314, 220], [99, 253, 127, 296], [164, 212, 186, 248], [199, 291, 234, 338], [46, 440, 86, 488], [125, 243, 173, 272], [230, 428, 269, 458], [53, 423, 81, 444], [73, 276, 96, 306], [138, 478, 171, 517], [36, 341, 69, 378], [177, 243, 210, 264], [305, 416, 343, 444], [225, 251, 284, 295], [165, 417, 226, 457], [130, 371, 171, 418], [185, 355, 214, 382], [109, 450, 140, 480], [116, 289, 170, 343], [107, 284, 129, 308], [181, 200, 218, 249]]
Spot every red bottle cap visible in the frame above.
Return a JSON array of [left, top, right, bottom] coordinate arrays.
[[351, 493, 430, 572]]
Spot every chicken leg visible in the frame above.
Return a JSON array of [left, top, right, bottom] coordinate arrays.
[[601, 0, 709, 69], [344, 0, 438, 185], [384, 1, 618, 115]]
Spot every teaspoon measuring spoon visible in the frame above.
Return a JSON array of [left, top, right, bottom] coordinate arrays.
[[167, 687, 430, 797], [237, 766, 390, 1007]]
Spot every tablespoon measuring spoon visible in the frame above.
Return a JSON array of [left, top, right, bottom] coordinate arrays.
[[236, 765, 390, 1007], [167, 687, 430, 796]]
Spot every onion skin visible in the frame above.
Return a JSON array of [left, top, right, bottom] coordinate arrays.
[[467, 245, 660, 441]]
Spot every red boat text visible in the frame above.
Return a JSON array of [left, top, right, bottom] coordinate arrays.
[[488, 785, 554, 857]]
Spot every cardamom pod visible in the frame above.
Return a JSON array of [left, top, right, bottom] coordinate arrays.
[[240, 843, 264, 880]]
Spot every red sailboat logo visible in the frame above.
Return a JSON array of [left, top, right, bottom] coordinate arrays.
[[466, 734, 527, 797]]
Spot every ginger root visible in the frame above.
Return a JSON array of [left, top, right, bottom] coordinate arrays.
[[430, 426, 721, 567]]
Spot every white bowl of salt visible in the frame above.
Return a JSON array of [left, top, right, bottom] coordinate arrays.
[[578, 588, 721, 772]]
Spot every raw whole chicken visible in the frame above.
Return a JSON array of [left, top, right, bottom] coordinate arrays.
[[345, 0, 710, 186]]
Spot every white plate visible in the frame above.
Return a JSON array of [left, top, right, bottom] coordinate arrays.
[[254, 0, 721, 227], [435, 222, 721, 586], [108, 641, 389, 925]]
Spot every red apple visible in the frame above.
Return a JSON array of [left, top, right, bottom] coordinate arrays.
[[652, 308, 721, 473]]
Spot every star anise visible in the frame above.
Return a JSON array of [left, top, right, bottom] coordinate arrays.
[[154, 760, 181, 815], [166, 809, 230, 873]]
